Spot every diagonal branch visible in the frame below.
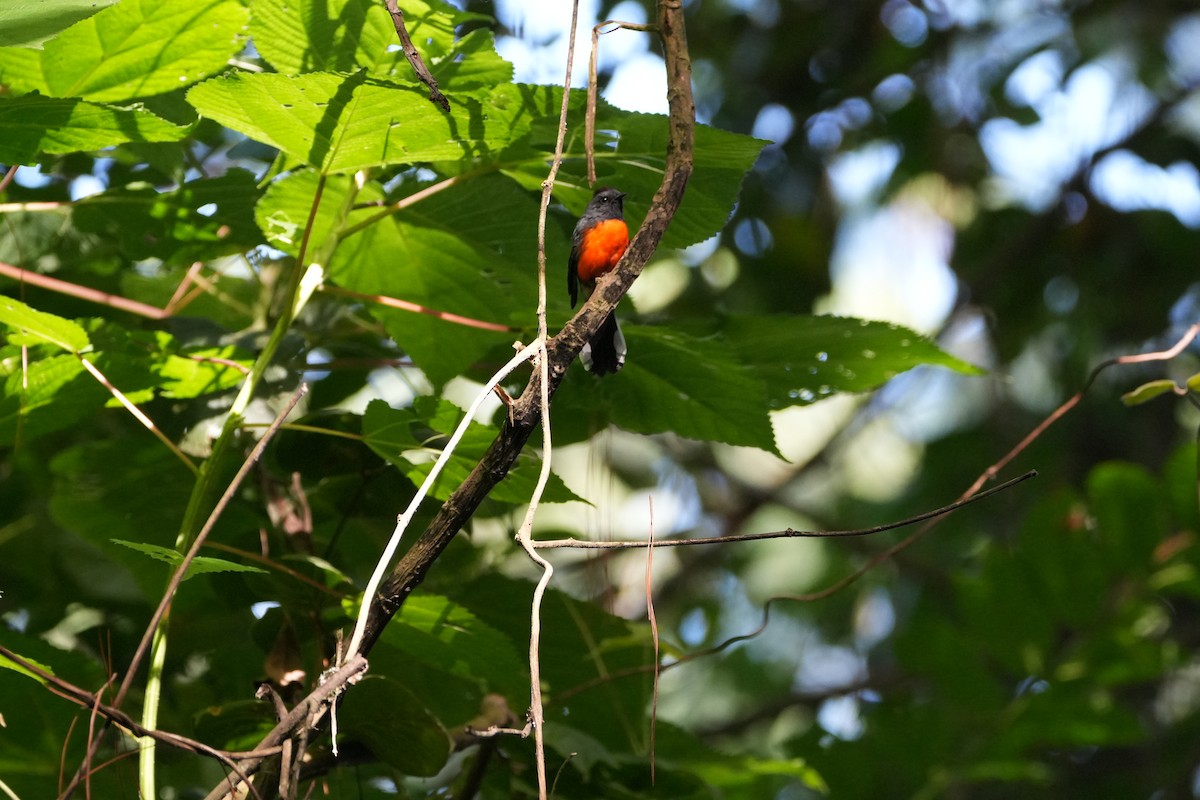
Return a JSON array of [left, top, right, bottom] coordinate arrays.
[[199, 3, 695, 796], [360, 0, 695, 655], [383, 0, 450, 112], [532, 470, 1036, 549]]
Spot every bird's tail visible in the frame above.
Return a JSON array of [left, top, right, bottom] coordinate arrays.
[[581, 312, 626, 375]]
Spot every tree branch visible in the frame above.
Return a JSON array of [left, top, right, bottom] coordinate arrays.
[[360, 0, 695, 656], [532, 470, 1036, 549], [384, 0, 450, 111], [198, 1, 695, 795]]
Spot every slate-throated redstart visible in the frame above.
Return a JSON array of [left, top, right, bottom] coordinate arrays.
[[568, 187, 629, 375]]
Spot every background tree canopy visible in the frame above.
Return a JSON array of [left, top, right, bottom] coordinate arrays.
[[2, 0, 1200, 798]]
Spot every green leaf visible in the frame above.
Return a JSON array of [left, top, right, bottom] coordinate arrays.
[[396, 172, 563, 289], [381, 592, 528, 699], [110, 540, 268, 580], [73, 171, 262, 261], [0, 354, 104, 445], [0, 95, 190, 164], [255, 170, 366, 257], [187, 72, 528, 174], [0, 0, 117, 48], [558, 325, 778, 452], [250, 0, 502, 86], [1087, 461, 1170, 571], [1121, 378, 1179, 406], [362, 398, 581, 504], [337, 677, 452, 776], [1010, 490, 1110, 631], [251, 0, 399, 76], [429, 29, 514, 89], [0, 297, 90, 352], [715, 314, 983, 409], [0, 0, 248, 102], [502, 88, 768, 250], [543, 723, 619, 778], [0, 651, 52, 685], [657, 720, 827, 793], [47, 439, 202, 590], [457, 575, 656, 752], [155, 346, 251, 399], [331, 176, 540, 385]]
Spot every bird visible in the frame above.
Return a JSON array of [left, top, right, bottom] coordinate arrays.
[[568, 187, 629, 375]]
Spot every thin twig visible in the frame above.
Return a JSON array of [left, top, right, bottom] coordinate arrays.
[[512, 1, 583, 795], [0, 260, 172, 319], [383, 0, 450, 111], [77, 357, 198, 475], [645, 496, 659, 785], [533, 471, 1037, 549], [343, 344, 540, 661], [197, 2, 697, 793], [114, 384, 309, 710], [162, 262, 206, 316], [319, 284, 514, 332], [201, 655, 369, 800], [0, 646, 275, 793], [556, 324, 1200, 703], [83, 675, 114, 800], [586, 21, 656, 185], [0, 201, 64, 213], [798, 322, 1200, 606], [0, 164, 19, 195], [339, 174, 462, 238]]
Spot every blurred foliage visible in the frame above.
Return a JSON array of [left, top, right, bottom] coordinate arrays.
[[2, 0, 1200, 798]]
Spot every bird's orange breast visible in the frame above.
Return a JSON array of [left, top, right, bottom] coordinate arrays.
[[576, 218, 629, 282]]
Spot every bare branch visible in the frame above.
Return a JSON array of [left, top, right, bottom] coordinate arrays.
[[533, 470, 1037, 550], [586, 21, 656, 184], [320, 284, 515, 332], [383, 0, 450, 111], [196, 2, 697, 793]]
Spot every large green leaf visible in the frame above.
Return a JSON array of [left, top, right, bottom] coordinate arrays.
[[714, 314, 984, 409], [250, 0, 504, 87], [398, 171, 567, 290], [427, 29, 514, 90], [187, 72, 528, 174], [556, 324, 778, 453], [502, 87, 768, 250], [0, 95, 188, 165], [456, 574, 655, 752], [0, 0, 248, 102], [48, 439, 197, 551], [0, 0, 117, 48], [0, 354, 103, 445], [379, 592, 528, 700], [337, 677, 452, 776], [255, 170, 369, 257], [330, 179, 538, 385], [362, 398, 581, 505], [1086, 461, 1170, 573], [155, 345, 251, 399], [0, 297, 90, 352], [73, 170, 262, 261]]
